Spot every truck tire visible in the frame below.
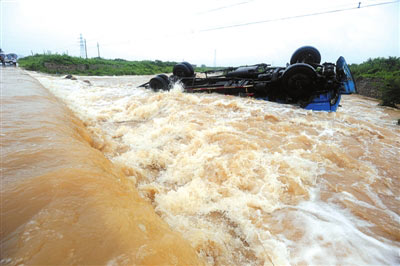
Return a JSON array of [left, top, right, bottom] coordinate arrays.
[[173, 63, 192, 77], [149, 75, 169, 91], [290, 46, 321, 65], [182, 62, 194, 76], [282, 63, 317, 98], [158, 74, 169, 82]]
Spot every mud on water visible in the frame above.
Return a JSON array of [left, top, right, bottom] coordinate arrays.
[[2, 68, 399, 265], [1, 68, 202, 265]]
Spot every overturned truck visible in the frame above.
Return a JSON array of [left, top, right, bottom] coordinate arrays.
[[140, 46, 357, 112]]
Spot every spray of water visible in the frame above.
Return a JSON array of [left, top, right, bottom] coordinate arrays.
[[25, 71, 400, 265]]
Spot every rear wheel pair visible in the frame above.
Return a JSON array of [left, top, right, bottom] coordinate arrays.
[[150, 62, 194, 90], [173, 62, 194, 77], [149, 74, 170, 91], [282, 46, 320, 98]]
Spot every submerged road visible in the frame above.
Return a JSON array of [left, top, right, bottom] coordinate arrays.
[[0, 67, 203, 265]]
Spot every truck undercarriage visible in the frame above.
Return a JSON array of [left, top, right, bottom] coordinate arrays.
[[140, 46, 356, 112]]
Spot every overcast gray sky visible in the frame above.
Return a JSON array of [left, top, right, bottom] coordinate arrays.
[[1, 0, 399, 66]]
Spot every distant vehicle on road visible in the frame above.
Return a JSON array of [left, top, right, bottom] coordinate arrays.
[[4, 53, 18, 66], [140, 46, 357, 112]]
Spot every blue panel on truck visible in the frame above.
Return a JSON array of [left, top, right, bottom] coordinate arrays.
[[337, 56, 357, 94], [304, 92, 341, 112]]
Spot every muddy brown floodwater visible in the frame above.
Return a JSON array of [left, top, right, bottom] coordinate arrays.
[[1, 67, 400, 265], [1, 68, 202, 265]]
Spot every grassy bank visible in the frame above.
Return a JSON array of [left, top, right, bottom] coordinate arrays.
[[18, 54, 213, 76], [350, 57, 400, 108], [18, 54, 177, 75]]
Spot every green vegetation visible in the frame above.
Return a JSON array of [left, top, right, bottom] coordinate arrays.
[[380, 76, 400, 108], [18, 54, 217, 76], [349, 57, 400, 79], [350, 57, 400, 108], [18, 54, 180, 76]]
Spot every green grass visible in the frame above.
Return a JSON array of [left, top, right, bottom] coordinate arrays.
[[18, 54, 219, 76], [18, 54, 181, 76]]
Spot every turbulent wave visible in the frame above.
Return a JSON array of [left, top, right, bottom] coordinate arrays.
[[15, 71, 400, 265], [1, 69, 201, 265]]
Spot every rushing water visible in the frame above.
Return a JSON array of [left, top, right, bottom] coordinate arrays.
[[2, 68, 400, 265], [0, 68, 201, 265]]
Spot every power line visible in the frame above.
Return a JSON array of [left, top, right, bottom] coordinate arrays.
[[200, 0, 400, 32], [197, 0, 256, 15], [43, 0, 396, 57]]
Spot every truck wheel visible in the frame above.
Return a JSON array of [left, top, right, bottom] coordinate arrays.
[[157, 74, 169, 82], [290, 46, 321, 65], [149, 75, 169, 91], [182, 62, 194, 76], [173, 63, 192, 77], [282, 63, 317, 98]]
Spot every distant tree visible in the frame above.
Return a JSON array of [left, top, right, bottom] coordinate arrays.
[[350, 57, 400, 109], [380, 76, 400, 108]]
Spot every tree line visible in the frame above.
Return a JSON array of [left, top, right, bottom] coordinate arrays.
[[18, 54, 180, 76], [350, 57, 400, 108]]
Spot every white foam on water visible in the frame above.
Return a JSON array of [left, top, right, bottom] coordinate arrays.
[[278, 190, 400, 265], [30, 71, 400, 265]]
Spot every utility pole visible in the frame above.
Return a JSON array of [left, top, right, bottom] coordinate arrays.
[[84, 39, 88, 59], [213, 49, 216, 67], [79, 34, 85, 58], [97, 42, 100, 58]]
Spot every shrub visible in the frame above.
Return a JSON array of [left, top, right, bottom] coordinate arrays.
[[350, 57, 400, 109], [380, 76, 400, 107]]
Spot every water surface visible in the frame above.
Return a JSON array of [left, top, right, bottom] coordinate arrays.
[[1, 68, 202, 265], [2, 67, 399, 265]]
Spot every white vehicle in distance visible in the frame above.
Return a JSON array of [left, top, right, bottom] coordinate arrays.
[[4, 53, 18, 66]]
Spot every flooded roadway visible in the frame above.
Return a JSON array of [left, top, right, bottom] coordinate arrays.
[[0, 68, 202, 265], [2, 67, 400, 265]]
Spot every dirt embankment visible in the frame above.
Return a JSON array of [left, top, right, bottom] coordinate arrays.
[[44, 62, 88, 72], [355, 77, 384, 99], [43, 63, 121, 72]]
